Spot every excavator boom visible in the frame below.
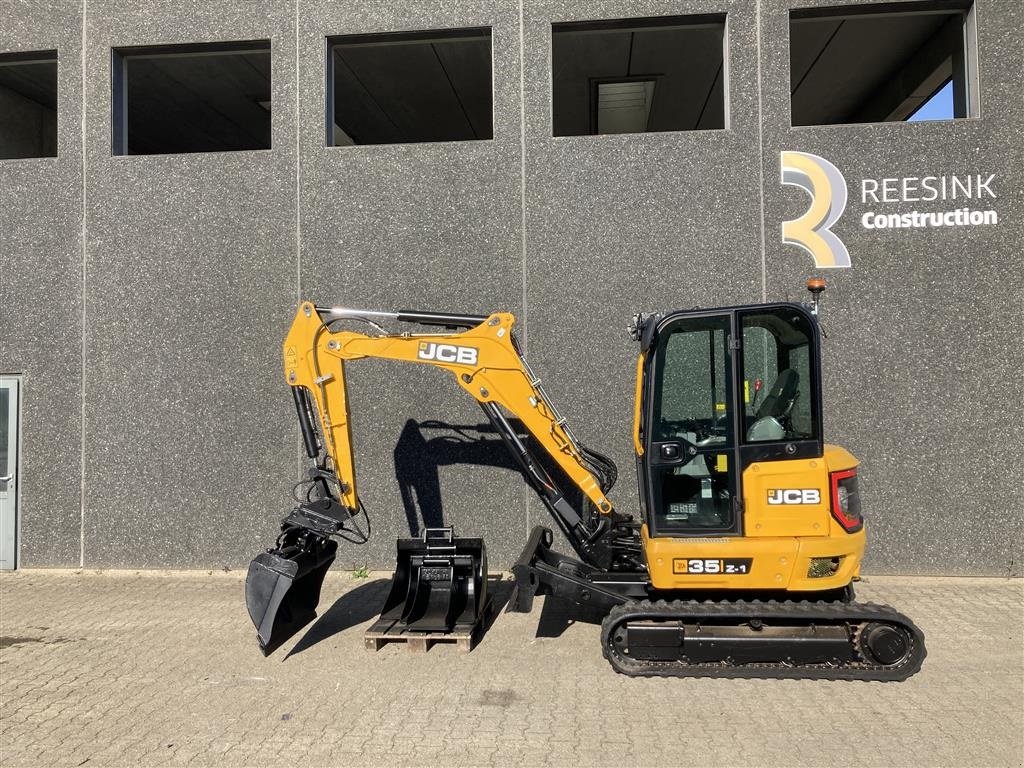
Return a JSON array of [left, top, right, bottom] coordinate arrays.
[[282, 302, 626, 557]]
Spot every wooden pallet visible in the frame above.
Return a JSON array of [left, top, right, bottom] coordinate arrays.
[[364, 598, 494, 654]]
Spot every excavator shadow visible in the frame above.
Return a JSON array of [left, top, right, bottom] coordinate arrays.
[[395, 418, 599, 642], [284, 578, 391, 658], [534, 595, 608, 639], [395, 418, 524, 536], [284, 574, 516, 658], [279, 420, 531, 659]]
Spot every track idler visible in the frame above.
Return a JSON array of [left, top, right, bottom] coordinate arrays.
[[377, 528, 487, 633]]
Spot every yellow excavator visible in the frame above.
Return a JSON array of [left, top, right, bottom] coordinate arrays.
[[245, 281, 925, 680]]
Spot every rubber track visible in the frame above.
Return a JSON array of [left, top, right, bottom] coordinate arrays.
[[601, 599, 926, 682]]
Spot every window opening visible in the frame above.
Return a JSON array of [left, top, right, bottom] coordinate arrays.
[[327, 28, 493, 146], [112, 41, 271, 155], [907, 78, 954, 121], [0, 50, 57, 159], [552, 15, 727, 136], [790, 1, 977, 125]]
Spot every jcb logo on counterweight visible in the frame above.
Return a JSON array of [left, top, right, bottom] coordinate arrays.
[[417, 342, 479, 366], [767, 488, 821, 505]]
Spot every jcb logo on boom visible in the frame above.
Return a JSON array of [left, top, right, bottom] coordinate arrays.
[[417, 342, 479, 366], [767, 488, 821, 505]]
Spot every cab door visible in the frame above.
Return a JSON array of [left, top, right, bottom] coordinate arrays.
[[642, 312, 741, 536]]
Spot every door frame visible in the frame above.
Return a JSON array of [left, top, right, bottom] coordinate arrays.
[[0, 375, 22, 570], [642, 309, 744, 537]]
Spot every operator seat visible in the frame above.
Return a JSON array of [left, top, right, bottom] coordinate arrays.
[[756, 368, 799, 420], [747, 369, 799, 442]]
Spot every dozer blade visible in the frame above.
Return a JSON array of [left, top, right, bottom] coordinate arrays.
[[245, 529, 338, 656], [377, 528, 487, 634]]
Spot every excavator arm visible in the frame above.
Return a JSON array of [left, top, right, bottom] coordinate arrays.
[[246, 301, 634, 654], [282, 301, 625, 567]]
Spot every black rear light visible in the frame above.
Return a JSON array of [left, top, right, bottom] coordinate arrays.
[[829, 468, 863, 533]]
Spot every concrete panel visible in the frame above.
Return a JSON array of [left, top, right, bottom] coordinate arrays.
[[523, 0, 765, 547], [759, 0, 1024, 575], [81, 1, 299, 567], [297, 1, 527, 567], [0, 1, 83, 566]]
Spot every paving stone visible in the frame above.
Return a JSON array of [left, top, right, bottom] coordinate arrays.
[[0, 571, 1021, 767]]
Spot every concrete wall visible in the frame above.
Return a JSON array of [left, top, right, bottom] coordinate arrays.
[[1, 0, 1020, 574], [0, 1, 83, 567]]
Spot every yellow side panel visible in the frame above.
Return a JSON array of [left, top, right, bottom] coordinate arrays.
[[743, 458, 831, 537], [790, 529, 866, 591], [644, 446, 866, 592], [823, 443, 858, 473], [643, 525, 800, 590], [632, 352, 646, 456], [643, 525, 866, 592]]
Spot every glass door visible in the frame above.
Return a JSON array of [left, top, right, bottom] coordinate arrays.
[[644, 314, 739, 535], [0, 377, 19, 569]]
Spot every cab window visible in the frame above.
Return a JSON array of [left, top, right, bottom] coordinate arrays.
[[740, 309, 819, 443], [653, 316, 731, 442], [650, 315, 735, 533]]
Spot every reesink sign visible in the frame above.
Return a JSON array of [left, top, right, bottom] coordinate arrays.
[[780, 151, 851, 269], [780, 151, 1000, 269], [859, 174, 998, 229]]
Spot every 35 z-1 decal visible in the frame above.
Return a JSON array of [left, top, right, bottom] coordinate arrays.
[[673, 558, 753, 575]]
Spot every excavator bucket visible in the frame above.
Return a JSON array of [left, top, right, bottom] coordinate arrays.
[[245, 530, 338, 656], [377, 528, 487, 633]]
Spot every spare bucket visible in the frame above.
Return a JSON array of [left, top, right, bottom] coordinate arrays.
[[378, 528, 487, 633], [245, 528, 338, 656]]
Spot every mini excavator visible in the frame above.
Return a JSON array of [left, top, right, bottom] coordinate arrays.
[[246, 281, 925, 680]]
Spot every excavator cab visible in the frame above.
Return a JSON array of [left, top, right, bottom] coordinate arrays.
[[638, 304, 822, 538]]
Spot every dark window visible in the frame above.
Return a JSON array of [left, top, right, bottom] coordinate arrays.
[[327, 28, 493, 146], [552, 15, 726, 137], [112, 41, 271, 156], [654, 318, 731, 440], [0, 51, 57, 160], [790, 1, 978, 126]]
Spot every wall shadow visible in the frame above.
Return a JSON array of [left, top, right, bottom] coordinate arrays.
[[393, 418, 524, 536]]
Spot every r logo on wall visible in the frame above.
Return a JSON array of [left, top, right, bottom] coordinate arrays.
[[780, 151, 851, 269]]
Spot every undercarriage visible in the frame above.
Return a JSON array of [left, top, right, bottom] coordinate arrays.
[[510, 526, 926, 682]]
